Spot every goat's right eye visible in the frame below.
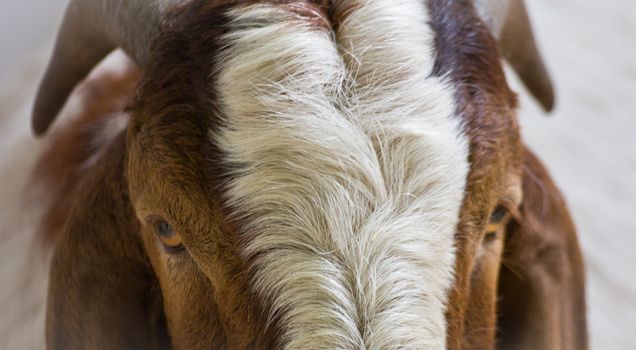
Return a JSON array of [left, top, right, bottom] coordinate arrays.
[[153, 220, 184, 253]]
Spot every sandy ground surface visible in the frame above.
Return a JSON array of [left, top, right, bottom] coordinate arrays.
[[0, 0, 634, 349]]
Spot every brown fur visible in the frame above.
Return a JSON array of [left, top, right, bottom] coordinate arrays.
[[428, 1, 521, 348], [428, 1, 586, 349], [45, 131, 170, 349], [37, 1, 587, 349]]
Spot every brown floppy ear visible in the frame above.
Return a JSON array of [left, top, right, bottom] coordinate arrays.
[[46, 135, 170, 349], [474, 0, 555, 111], [497, 147, 588, 349]]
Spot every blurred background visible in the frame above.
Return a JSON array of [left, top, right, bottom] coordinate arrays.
[[0, 1, 66, 72], [1, 0, 634, 349]]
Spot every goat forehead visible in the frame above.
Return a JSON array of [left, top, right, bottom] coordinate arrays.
[[207, 1, 470, 348]]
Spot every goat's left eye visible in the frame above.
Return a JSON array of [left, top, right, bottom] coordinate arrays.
[[489, 205, 508, 224], [153, 220, 184, 253], [483, 205, 510, 244]]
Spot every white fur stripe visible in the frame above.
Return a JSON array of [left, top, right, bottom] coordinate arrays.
[[215, 1, 469, 349]]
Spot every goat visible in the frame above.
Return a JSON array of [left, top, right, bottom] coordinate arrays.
[[5, 0, 587, 349]]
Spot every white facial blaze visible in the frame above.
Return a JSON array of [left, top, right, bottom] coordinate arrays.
[[215, 1, 469, 349]]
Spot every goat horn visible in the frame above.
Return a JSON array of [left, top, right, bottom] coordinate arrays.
[[32, 0, 174, 136], [475, 0, 555, 112]]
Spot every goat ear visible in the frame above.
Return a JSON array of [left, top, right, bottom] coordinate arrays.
[[475, 0, 555, 111], [46, 136, 170, 350], [497, 147, 588, 349]]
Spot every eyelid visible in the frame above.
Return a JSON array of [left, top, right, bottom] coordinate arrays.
[[498, 199, 521, 222], [145, 214, 164, 226]]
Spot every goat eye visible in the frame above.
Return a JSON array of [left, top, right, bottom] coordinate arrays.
[[153, 220, 184, 253], [489, 205, 508, 223], [484, 231, 498, 242], [484, 205, 510, 244]]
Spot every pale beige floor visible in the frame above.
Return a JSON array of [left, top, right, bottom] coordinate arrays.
[[1, 1, 634, 349]]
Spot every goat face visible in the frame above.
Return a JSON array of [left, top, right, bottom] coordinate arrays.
[[35, 0, 587, 349]]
